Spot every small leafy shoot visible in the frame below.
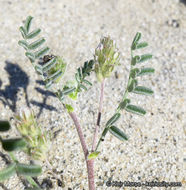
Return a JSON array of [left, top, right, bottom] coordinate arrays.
[[65, 104, 74, 113], [88, 151, 100, 160]]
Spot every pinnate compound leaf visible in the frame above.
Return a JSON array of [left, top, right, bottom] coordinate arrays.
[[81, 60, 94, 77], [125, 104, 146, 116], [106, 113, 121, 127], [109, 126, 128, 141], [28, 38, 45, 50], [75, 60, 94, 87], [133, 86, 154, 96], [88, 151, 100, 160], [24, 16, 33, 33], [26, 28, 41, 39], [137, 67, 155, 76], [0, 163, 16, 181], [0, 120, 11, 132], [2, 138, 27, 152], [16, 163, 42, 177]]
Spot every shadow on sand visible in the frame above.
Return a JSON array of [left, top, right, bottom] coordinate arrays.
[[0, 60, 57, 117]]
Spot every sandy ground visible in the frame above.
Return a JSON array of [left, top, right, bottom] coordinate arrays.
[[0, 0, 186, 189]]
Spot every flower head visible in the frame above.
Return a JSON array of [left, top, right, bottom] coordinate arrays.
[[15, 108, 50, 161], [94, 36, 120, 81]]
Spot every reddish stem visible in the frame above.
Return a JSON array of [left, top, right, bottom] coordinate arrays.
[[69, 111, 95, 190], [86, 159, 95, 190], [69, 112, 88, 158]]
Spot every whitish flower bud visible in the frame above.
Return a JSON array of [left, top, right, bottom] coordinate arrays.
[[15, 108, 50, 161], [94, 36, 120, 82]]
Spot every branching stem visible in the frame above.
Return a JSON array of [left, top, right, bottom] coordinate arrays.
[[68, 111, 95, 190], [95, 50, 134, 151]]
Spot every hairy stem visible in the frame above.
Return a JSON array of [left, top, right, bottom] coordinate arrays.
[[91, 79, 105, 152], [69, 112, 89, 158], [68, 111, 95, 189], [86, 159, 95, 190]]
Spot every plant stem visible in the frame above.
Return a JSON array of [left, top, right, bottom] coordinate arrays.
[[96, 51, 134, 150], [117, 52, 133, 112], [95, 127, 107, 152], [69, 112, 89, 158], [91, 79, 105, 152], [87, 80, 105, 189], [68, 111, 95, 190], [86, 159, 95, 190]]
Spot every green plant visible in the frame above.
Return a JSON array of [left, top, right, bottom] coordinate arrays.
[[18, 16, 154, 190], [0, 119, 42, 190]]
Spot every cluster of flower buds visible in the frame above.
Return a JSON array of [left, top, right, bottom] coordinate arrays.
[[15, 108, 50, 161], [94, 36, 120, 82]]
